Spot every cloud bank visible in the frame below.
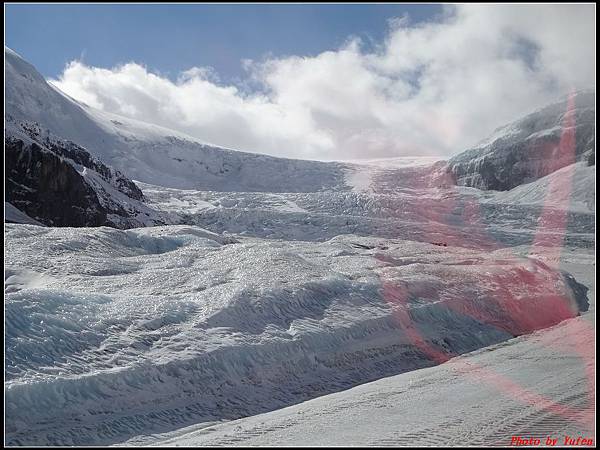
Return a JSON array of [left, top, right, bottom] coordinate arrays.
[[51, 4, 595, 160]]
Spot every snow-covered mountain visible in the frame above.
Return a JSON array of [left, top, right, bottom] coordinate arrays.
[[5, 47, 348, 193], [482, 161, 595, 213], [449, 90, 595, 190], [5, 46, 595, 228]]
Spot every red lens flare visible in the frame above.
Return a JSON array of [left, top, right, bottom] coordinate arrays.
[[378, 90, 595, 434]]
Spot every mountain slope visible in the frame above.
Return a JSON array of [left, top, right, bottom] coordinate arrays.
[[484, 161, 595, 213], [448, 90, 595, 191], [5, 47, 348, 192], [6, 120, 170, 228], [5, 202, 45, 226]]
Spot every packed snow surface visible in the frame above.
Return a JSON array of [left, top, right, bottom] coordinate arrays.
[[152, 302, 595, 447], [139, 242, 594, 447]]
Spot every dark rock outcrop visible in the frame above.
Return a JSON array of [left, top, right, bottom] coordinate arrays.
[[6, 137, 108, 227], [5, 122, 167, 228], [15, 121, 145, 201]]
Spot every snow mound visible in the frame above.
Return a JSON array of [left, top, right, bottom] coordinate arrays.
[[5, 202, 44, 226], [486, 162, 595, 213]]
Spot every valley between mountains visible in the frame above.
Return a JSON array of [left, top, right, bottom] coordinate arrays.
[[4, 46, 595, 446]]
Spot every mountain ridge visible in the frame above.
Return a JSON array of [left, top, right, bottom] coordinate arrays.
[[4, 47, 595, 228], [5, 47, 349, 193]]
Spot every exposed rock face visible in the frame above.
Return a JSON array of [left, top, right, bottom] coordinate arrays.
[[448, 90, 595, 191], [6, 137, 107, 227], [15, 121, 145, 200], [5, 121, 167, 228]]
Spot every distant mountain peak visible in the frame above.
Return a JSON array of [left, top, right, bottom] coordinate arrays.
[[449, 90, 595, 191]]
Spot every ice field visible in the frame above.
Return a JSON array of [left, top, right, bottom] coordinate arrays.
[[5, 159, 595, 446]]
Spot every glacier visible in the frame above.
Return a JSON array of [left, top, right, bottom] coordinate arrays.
[[4, 217, 590, 445], [3, 46, 596, 447]]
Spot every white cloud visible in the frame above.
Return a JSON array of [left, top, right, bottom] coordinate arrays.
[[50, 4, 595, 160]]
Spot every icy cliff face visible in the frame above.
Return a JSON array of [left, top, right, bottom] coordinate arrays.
[[4, 225, 588, 446], [449, 90, 595, 191]]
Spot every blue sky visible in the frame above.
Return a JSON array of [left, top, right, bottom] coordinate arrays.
[[5, 3, 442, 82]]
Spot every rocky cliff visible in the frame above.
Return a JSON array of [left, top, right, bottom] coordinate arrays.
[[6, 121, 169, 228]]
